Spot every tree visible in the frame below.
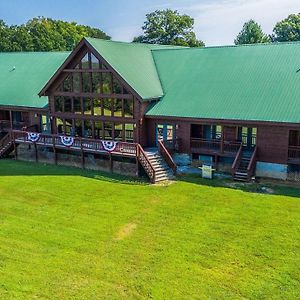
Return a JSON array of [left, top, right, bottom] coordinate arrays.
[[235, 20, 271, 45], [0, 17, 110, 52], [133, 9, 204, 47], [272, 14, 300, 42]]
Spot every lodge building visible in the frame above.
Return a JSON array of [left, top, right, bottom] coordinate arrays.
[[1, 38, 300, 183]]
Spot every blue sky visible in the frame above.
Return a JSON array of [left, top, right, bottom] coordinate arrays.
[[1, 0, 300, 45]]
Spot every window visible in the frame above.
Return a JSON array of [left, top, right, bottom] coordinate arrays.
[[104, 122, 113, 140], [94, 121, 103, 139], [93, 98, 102, 116], [124, 99, 134, 118], [83, 98, 92, 115], [63, 75, 72, 92], [75, 119, 83, 137], [102, 73, 112, 94], [114, 123, 123, 141], [92, 73, 101, 93], [113, 78, 122, 94], [82, 72, 91, 93], [73, 73, 81, 93], [74, 97, 82, 114], [91, 53, 100, 69], [83, 121, 93, 138], [125, 124, 134, 142], [56, 118, 64, 134], [81, 53, 89, 69], [54, 96, 63, 112], [65, 119, 73, 136], [64, 97, 72, 113], [103, 98, 112, 116], [113, 99, 123, 117]]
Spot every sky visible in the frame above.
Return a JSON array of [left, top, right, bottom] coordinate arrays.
[[1, 0, 300, 46]]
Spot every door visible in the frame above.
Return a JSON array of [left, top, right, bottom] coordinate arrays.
[[156, 124, 174, 146], [238, 127, 257, 149]]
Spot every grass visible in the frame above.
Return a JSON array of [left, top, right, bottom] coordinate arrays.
[[0, 160, 300, 299]]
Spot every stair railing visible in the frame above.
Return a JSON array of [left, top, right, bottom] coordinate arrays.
[[136, 144, 156, 183], [158, 140, 177, 174], [231, 143, 243, 176], [0, 132, 12, 156], [246, 146, 258, 180]]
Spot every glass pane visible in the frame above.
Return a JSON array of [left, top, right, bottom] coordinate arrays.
[[113, 78, 122, 94], [125, 124, 134, 142], [157, 124, 164, 141], [93, 98, 102, 116], [103, 98, 112, 116], [124, 99, 133, 118], [74, 97, 82, 114], [82, 72, 91, 93], [73, 73, 81, 93], [83, 98, 92, 115], [63, 75, 72, 92], [91, 53, 100, 69], [75, 119, 83, 137], [167, 125, 174, 141], [56, 118, 64, 134], [102, 73, 112, 94], [83, 120, 93, 138], [65, 119, 73, 136], [104, 122, 113, 140], [54, 96, 63, 112], [92, 73, 101, 93], [94, 121, 103, 139], [114, 123, 123, 141], [81, 53, 89, 69], [113, 99, 123, 117], [64, 97, 72, 113]]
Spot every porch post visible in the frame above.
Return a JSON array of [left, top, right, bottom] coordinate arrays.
[[9, 110, 13, 131], [221, 126, 224, 154]]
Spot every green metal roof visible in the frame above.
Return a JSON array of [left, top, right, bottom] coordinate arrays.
[[85, 37, 181, 100], [0, 52, 69, 108], [147, 42, 300, 123]]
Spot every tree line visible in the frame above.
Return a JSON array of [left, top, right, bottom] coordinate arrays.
[[0, 17, 110, 52], [1, 11, 300, 51]]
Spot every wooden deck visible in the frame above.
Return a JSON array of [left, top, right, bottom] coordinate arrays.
[[190, 138, 241, 157], [12, 130, 138, 158]]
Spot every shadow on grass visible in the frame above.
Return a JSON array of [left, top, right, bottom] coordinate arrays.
[[0, 159, 148, 186], [176, 173, 300, 199]]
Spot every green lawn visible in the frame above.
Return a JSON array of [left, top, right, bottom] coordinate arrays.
[[0, 160, 300, 299]]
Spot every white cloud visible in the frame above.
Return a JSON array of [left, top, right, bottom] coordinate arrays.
[[183, 0, 300, 46]]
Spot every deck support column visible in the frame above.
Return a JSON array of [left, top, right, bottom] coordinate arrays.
[[34, 143, 38, 162], [80, 139, 85, 169], [53, 137, 57, 165], [109, 153, 113, 173], [13, 131, 17, 160]]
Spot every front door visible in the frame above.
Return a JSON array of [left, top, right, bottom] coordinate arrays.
[[238, 127, 257, 149], [156, 124, 174, 146]]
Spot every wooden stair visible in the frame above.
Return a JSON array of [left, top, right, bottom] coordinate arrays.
[[144, 149, 175, 183], [0, 132, 13, 158], [232, 146, 257, 182]]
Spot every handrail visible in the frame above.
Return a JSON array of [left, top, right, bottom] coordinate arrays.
[[247, 146, 258, 179], [231, 143, 243, 175], [136, 144, 156, 183], [11, 130, 137, 156], [158, 140, 177, 174], [0, 132, 11, 148]]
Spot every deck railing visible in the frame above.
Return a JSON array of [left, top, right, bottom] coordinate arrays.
[[191, 138, 241, 154], [231, 143, 243, 176], [12, 130, 137, 156], [158, 140, 177, 174], [288, 146, 300, 160], [137, 144, 156, 183], [247, 146, 258, 180]]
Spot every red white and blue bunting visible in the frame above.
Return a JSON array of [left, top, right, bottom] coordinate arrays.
[[101, 140, 118, 152], [27, 132, 40, 142], [60, 136, 74, 147]]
